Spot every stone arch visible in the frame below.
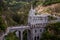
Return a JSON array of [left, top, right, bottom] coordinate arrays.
[[23, 29, 31, 40], [23, 29, 27, 40], [34, 36, 40, 40], [27, 29, 31, 40], [34, 36, 36, 40], [37, 36, 39, 40], [4, 30, 19, 40], [18, 31, 21, 40]]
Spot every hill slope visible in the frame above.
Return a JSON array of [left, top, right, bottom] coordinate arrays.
[[36, 3, 60, 14]]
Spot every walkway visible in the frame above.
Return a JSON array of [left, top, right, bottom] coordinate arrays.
[[0, 26, 30, 40]]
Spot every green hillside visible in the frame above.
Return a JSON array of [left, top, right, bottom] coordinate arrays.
[[41, 22, 60, 40]]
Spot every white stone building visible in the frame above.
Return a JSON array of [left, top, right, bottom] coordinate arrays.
[[27, 6, 49, 40]]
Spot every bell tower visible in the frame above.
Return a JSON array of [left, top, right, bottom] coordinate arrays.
[[28, 5, 49, 40], [28, 5, 35, 25]]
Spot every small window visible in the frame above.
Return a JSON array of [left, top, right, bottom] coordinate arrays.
[[37, 36, 39, 40], [40, 29, 42, 32], [40, 18, 43, 20], [35, 30, 37, 33], [34, 37, 36, 40]]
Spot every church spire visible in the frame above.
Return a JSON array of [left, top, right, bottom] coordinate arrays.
[[29, 5, 35, 16], [31, 5, 33, 10]]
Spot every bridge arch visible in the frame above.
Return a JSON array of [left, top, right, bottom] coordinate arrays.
[[23, 29, 31, 40]]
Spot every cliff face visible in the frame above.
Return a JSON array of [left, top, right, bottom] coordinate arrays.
[[35, 3, 60, 15]]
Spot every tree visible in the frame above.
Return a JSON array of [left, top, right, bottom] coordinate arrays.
[[5, 32, 19, 40], [0, 16, 7, 32], [0, 0, 7, 32], [41, 22, 60, 40]]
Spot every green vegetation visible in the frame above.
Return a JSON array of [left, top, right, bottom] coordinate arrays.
[[0, 0, 7, 32], [31, 0, 43, 7], [31, 0, 60, 6], [0, 16, 7, 32], [0, 1, 31, 38], [1, 0, 60, 27], [5, 30, 28, 40], [3, 0, 30, 26], [41, 22, 60, 40], [5, 32, 19, 40], [0, 0, 31, 27], [48, 16, 57, 21], [43, 0, 60, 6], [23, 30, 27, 40]]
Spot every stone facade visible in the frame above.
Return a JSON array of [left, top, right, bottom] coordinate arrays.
[[27, 6, 49, 40]]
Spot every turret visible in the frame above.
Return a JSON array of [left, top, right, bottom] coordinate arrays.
[[28, 5, 36, 25], [29, 5, 35, 16]]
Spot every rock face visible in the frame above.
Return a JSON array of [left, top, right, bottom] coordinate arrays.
[[35, 3, 60, 15]]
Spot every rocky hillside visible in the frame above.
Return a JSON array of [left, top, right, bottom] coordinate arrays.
[[35, 3, 60, 16]]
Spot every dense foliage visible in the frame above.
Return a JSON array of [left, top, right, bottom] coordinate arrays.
[[0, 0, 7, 32], [23, 30, 27, 40], [0, 16, 7, 31], [41, 22, 60, 40], [5, 32, 19, 40], [5, 30, 27, 40], [43, 0, 60, 6], [48, 16, 57, 21], [3, 0, 31, 26]]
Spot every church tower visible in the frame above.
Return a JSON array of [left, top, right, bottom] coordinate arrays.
[[28, 5, 49, 40], [28, 5, 35, 25]]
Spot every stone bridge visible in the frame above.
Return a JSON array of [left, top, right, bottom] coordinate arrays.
[[1, 26, 31, 40], [0, 19, 60, 40]]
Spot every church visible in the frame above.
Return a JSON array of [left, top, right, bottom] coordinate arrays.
[[3, 5, 50, 40]]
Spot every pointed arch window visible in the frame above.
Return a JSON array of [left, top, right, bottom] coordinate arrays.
[[34, 37, 36, 40], [37, 36, 39, 40], [35, 30, 37, 33], [40, 29, 42, 32]]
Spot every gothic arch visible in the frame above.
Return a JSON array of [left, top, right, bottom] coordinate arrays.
[[34, 36, 36, 40], [4, 30, 19, 40], [37, 36, 39, 40], [34, 36, 40, 40], [23, 29, 31, 40], [23, 29, 27, 40], [27, 29, 31, 40], [18, 31, 21, 40]]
